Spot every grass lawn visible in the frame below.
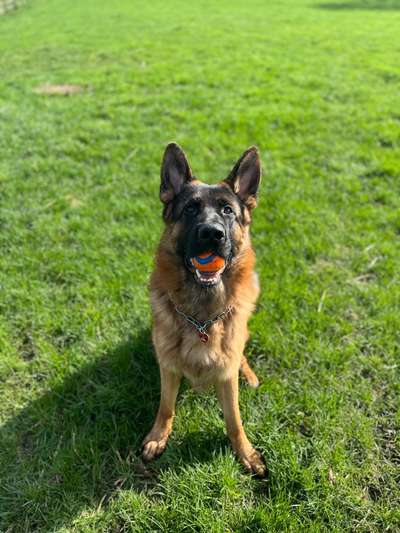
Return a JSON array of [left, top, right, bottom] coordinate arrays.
[[0, 0, 399, 531]]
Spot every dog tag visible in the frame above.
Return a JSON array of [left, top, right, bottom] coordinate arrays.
[[198, 331, 209, 343]]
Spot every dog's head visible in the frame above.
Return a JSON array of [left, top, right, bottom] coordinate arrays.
[[159, 143, 261, 288]]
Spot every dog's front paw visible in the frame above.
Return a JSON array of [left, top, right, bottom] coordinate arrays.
[[239, 448, 267, 478], [142, 433, 170, 462]]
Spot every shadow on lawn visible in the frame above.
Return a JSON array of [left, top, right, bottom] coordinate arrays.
[[0, 328, 161, 530], [0, 327, 239, 531], [314, 0, 400, 9]]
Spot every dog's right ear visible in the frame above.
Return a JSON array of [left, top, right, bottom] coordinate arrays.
[[160, 143, 193, 204]]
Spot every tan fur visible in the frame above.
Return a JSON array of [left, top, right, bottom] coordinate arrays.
[[142, 155, 266, 477], [149, 220, 257, 384]]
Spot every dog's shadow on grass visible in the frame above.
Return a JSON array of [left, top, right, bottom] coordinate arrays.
[[1, 328, 158, 530], [0, 327, 233, 531]]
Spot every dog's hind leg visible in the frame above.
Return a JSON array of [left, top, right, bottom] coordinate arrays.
[[142, 366, 181, 462], [240, 355, 259, 388]]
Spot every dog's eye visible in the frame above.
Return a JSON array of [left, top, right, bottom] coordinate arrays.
[[184, 203, 199, 215], [222, 205, 233, 215]]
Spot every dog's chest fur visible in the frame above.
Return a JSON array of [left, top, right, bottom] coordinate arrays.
[[150, 277, 258, 389], [179, 328, 231, 388]]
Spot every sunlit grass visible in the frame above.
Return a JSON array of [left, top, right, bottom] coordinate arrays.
[[0, 0, 399, 531]]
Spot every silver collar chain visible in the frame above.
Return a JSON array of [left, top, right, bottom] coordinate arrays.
[[170, 297, 233, 343]]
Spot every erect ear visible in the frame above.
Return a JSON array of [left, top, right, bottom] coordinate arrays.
[[224, 146, 261, 209], [160, 143, 193, 204]]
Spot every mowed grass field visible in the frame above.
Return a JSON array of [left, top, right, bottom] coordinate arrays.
[[0, 0, 399, 531]]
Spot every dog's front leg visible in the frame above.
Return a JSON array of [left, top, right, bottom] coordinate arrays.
[[216, 373, 267, 477], [142, 366, 181, 462]]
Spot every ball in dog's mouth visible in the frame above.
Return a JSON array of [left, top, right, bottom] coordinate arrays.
[[190, 252, 226, 286]]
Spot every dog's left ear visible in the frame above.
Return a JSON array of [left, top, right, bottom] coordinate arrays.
[[160, 143, 193, 204], [224, 147, 261, 209]]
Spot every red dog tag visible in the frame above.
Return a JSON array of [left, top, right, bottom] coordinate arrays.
[[198, 331, 209, 343]]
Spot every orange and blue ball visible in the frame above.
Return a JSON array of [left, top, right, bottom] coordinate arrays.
[[191, 251, 225, 272]]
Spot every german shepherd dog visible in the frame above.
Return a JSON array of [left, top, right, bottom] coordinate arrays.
[[142, 143, 266, 477]]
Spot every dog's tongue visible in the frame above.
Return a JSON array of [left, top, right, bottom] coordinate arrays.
[[191, 252, 225, 273]]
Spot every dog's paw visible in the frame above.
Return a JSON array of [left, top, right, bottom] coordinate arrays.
[[239, 448, 267, 478], [142, 437, 169, 462], [245, 372, 259, 388], [240, 356, 260, 388]]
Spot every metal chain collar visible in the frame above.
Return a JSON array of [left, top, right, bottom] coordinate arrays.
[[170, 297, 233, 343]]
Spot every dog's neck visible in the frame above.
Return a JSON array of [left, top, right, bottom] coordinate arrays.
[[166, 258, 254, 322], [170, 278, 230, 321]]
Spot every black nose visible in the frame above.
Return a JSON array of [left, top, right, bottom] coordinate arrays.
[[197, 223, 226, 245]]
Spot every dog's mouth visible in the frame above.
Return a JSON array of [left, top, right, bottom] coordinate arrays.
[[193, 267, 225, 286], [186, 252, 227, 287]]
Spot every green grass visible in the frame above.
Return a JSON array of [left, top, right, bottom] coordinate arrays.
[[0, 0, 399, 531]]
